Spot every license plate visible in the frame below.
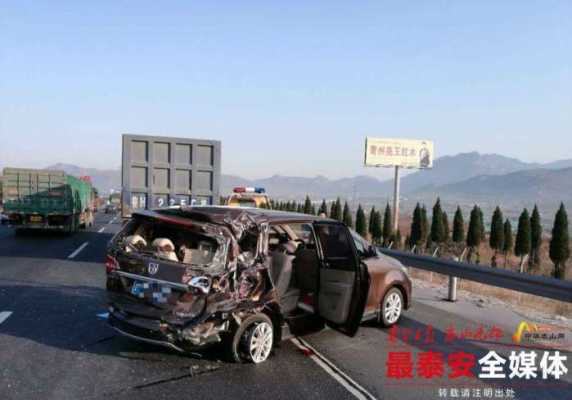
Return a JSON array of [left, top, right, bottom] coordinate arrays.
[[131, 281, 147, 297], [131, 281, 172, 303], [30, 216, 42, 223]]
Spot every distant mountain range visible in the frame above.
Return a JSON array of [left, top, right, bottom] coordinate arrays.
[[43, 152, 572, 209], [221, 152, 572, 201], [397, 152, 572, 193], [427, 167, 572, 202]]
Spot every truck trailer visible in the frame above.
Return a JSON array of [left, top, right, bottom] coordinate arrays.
[[121, 134, 221, 218], [2, 168, 95, 233]]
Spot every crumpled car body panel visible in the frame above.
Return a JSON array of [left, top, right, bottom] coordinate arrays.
[[106, 207, 282, 350]]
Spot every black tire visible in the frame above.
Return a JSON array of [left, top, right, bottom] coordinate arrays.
[[223, 313, 274, 364], [379, 287, 404, 327]]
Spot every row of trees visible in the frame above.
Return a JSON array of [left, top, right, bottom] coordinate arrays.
[[265, 196, 569, 280]]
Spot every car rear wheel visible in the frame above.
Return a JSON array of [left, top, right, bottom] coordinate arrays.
[[224, 313, 274, 364], [379, 287, 403, 327]]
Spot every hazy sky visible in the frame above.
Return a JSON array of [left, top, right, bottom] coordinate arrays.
[[1, 1, 570, 180]]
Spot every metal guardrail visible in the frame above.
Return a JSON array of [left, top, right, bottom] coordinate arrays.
[[379, 248, 572, 303]]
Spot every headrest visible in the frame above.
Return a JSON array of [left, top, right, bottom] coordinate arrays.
[[125, 235, 147, 248], [152, 238, 176, 252]]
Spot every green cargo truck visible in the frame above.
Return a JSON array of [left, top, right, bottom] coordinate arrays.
[[2, 168, 95, 233]]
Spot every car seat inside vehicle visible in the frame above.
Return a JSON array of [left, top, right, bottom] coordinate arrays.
[[269, 240, 300, 313], [268, 223, 320, 315]]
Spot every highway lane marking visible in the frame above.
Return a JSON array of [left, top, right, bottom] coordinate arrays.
[[98, 227, 105, 233], [68, 242, 89, 259], [0, 311, 13, 325], [290, 337, 378, 400]]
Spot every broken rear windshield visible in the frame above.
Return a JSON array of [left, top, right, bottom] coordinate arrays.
[[115, 216, 225, 269]]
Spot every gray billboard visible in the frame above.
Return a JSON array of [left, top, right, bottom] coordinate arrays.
[[122, 134, 221, 216]]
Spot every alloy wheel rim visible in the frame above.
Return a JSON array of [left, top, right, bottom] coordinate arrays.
[[249, 322, 273, 363], [384, 292, 402, 324]]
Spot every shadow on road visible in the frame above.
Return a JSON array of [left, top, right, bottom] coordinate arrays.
[[0, 283, 226, 363]]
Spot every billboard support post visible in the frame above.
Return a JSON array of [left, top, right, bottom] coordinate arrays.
[[392, 166, 400, 232]]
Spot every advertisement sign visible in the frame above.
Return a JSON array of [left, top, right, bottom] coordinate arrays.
[[364, 137, 434, 169]]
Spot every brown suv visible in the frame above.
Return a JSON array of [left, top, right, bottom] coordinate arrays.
[[105, 206, 411, 363]]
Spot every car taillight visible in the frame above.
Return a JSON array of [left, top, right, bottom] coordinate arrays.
[[105, 255, 119, 274]]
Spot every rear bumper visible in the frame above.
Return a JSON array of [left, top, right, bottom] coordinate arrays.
[[108, 311, 186, 352], [9, 224, 68, 230], [5, 213, 73, 230], [107, 300, 224, 351]]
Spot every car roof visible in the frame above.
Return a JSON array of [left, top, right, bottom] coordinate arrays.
[[135, 205, 338, 226]]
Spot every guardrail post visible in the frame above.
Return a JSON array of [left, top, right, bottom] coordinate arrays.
[[448, 276, 458, 302], [446, 253, 463, 302]]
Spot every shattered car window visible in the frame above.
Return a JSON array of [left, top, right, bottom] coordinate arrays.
[[116, 217, 220, 266]]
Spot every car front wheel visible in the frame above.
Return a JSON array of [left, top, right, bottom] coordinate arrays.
[[379, 287, 403, 327]]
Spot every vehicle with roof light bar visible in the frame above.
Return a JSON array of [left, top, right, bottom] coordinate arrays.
[[226, 187, 270, 208]]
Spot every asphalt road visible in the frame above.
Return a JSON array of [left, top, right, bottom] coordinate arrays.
[[0, 213, 570, 400]]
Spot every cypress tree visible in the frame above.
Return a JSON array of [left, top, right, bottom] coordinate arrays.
[[355, 205, 367, 237], [368, 206, 376, 237], [430, 198, 445, 244], [529, 205, 542, 268], [371, 210, 382, 244], [442, 211, 450, 242], [330, 198, 342, 221], [421, 205, 429, 246], [478, 207, 486, 242], [410, 203, 423, 249], [503, 219, 514, 268], [382, 203, 393, 246], [515, 208, 531, 270], [452, 206, 465, 243], [489, 207, 505, 267], [467, 206, 482, 262], [303, 195, 313, 215], [335, 198, 342, 221], [318, 199, 328, 216], [342, 202, 353, 228], [296, 202, 303, 213], [549, 203, 570, 279], [394, 229, 402, 250]]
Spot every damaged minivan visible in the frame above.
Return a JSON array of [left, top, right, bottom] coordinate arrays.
[[106, 207, 411, 363]]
